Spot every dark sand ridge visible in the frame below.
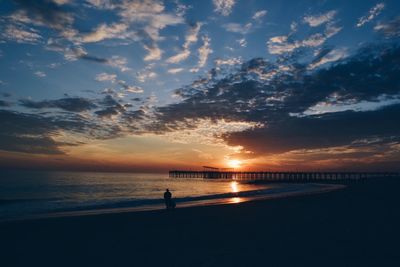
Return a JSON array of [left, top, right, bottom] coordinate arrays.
[[1, 178, 399, 267]]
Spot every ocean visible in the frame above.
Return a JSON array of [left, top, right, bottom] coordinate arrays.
[[0, 170, 341, 222]]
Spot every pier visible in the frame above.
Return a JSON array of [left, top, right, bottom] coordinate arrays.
[[169, 170, 398, 182]]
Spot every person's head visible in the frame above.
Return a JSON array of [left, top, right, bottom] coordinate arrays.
[[166, 189, 169, 192]]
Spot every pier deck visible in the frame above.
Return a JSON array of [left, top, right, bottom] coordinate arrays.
[[169, 170, 398, 182]]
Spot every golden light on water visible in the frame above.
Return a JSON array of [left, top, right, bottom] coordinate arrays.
[[230, 182, 241, 203], [230, 181, 239, 193], [227, 159, 242, 168], [230, 197, 242, 203]]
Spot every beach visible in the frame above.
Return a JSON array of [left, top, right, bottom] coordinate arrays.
[[1, 177, 399, 267]]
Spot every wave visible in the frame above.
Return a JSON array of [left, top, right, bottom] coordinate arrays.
[[0, 183, 344, 222], [0, 198, 61, 206], [49, 183, 336, 213]]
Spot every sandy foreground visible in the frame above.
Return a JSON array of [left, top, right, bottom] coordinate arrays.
[[1, 178, 399, 267]]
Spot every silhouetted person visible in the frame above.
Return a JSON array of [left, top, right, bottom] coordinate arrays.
[[164, 189, 172, 209]]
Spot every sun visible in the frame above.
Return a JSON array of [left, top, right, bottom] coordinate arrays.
[[227, 159, 242, 169]]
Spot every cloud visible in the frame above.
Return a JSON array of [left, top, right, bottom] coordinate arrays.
[[118, 81, 144, 93], [34, 71, 46, 78], [52, 0, 72, 5], [112, 0, 184, 61], [168, 68, 184, 74], [293, 94, 400, 116], [81, 22, 130, 43], [192, 148, 214, 160], [308, 47, 348, 69], [0, 110, 88, 154], [0, 111, 65, 154], [213, 0, 236, 16], [11, 0, 74, 31], [7, 0, 76, 43], [252, 10, 267, 21], [45, 39, 80, 59], [9, 0, 183, 64], [166, 22, 202, 64], [0, 96, 134, 155], [3, 40, 400, 169], [85, 0, 116, 9], [225, 105, 400, 156], [175, 3, 191, 17], [267, 23, 342, 55], [357, 3, 385, 27], [107, 55, 131, 72], [161, 119, 259, 147], [166, 50, 190, 65], [223, 22, 252, 34], [237, 38, 247, 47], [101, 88, 116, 95], [95, 95, 126, 118], [267, 36, 296, 54], [123, 85, 144, 93], [0, 100, 12, 107], [59, 49, 130, 72], [143, 44, 163, 61], [76, 53, 108, 63], [1, 92, 11, 97], [215, 57, 242, 66], [2, 0, 186, 71], [53, 45, 131, 72], [13, 0, 74, 29], [94, 106, 123, 117], [0, 104, 126, 155], [96, 72, 143, 93], [303, 10, 337, 27], [1, 24, 42, 44], [137, 65, 157, 82], [290, 22, 298, 32], [374, 17, 400, 38], [20, 97, 97, 112], [45, 40, 109, 64], [191, 35, 213, 72], [151, 43, 400, 161], [95, 72, 117, 83]]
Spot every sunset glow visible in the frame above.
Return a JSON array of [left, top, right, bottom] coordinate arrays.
[[0, 0, 399, 172], [227, 160, 242, 169], [0, 1, 399, 266]]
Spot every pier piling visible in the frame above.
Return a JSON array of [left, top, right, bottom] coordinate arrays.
[[169, 170, 398, 182]]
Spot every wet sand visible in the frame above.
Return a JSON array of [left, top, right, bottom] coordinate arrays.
[[1, 178, 399, 267]]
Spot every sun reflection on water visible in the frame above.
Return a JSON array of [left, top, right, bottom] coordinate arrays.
[[230, 181, 238, 193], [230, 197, 242, 203], [230, 181, 242, 203]]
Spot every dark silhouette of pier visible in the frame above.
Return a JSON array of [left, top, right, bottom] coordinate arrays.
[[169, 170, 398, 182]]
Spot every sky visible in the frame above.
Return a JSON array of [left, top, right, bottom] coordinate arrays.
[[0, 0, 400, 172]]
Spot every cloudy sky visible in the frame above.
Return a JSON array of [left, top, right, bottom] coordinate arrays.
[[0, 0, 400, 172]]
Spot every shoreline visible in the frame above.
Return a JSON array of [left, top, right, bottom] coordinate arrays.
[[1, 178, 399, 266], [0, 182, 344, 223]]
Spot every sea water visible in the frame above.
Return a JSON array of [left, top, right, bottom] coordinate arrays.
[[0, 170, 341, 221]]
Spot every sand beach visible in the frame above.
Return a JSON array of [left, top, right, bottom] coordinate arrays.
[[1, 178, 399, 267]]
